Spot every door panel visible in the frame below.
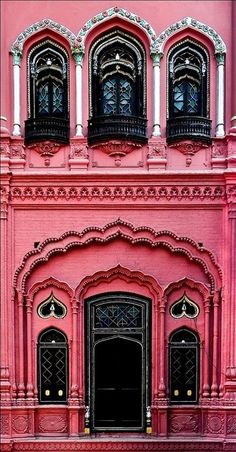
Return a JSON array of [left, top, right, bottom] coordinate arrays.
[[95, 338, 142, 428]]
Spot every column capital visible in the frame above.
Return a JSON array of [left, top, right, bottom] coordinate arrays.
[[215, 52, 225, 66], [150, 50, 163, 67], [11, 48, 23, 66], [72, 45, 85, 66]]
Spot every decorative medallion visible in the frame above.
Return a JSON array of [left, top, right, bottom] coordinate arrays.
[[170, 293, 199, 319], [37, 292, 67, 319]]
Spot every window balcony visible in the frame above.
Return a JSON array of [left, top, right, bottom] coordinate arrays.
[[25, 117, 70, 145], [88, 115, 147, 146], [167, 116, 212, 144]]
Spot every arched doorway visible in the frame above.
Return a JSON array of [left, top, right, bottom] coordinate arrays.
[[86, 293, 150, 432]]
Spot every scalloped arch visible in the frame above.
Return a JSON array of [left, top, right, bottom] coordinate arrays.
[[76, 265, 163, 304], [14, 219, 222, 294], [164, 277, 210, 301], [28, 276, 74, 300], [10, 18, 77, 56], [76, 6, 157, 49], [151, 17, 226, 55]]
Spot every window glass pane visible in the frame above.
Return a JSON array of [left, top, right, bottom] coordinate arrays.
[[102, 79, 117, 115], [173, 83, 184, 113], [187, 82, 199, 113], [53, 82, 63, 113], [38, 83, 49, 113], [119, 79, 133, 115]]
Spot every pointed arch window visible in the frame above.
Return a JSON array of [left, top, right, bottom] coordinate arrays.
[[88, 29, 147, 145], [167, 40, 211, 144], [38, 328, 68, 404], [169, 329, 199, 404], [25, 40, 69, 144]]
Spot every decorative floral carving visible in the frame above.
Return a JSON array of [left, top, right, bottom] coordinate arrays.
[[151, 17, 226, 56], [212, 143, 227, 158], [70, 144, 88, 159], [92, 141, 142, 166], [12, 415, 31, 433], [10, 144, 26, 159], [227, 415, 236, 434], [226, 185, 236, 203], [148, 142, 166, 159], [28, 141, 61, 166], [169, 141, 207, 166], [0, 143, 10, 157], [77, 7, 156, 52], [11, 19, 77, 57], [204, 414, 224, 434], [0, 414, 10, 435], [38, 414, 67, 433], [170, 414, 199, 433], [10, 184, 225, 202]]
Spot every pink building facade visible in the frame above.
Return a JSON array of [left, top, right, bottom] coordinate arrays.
[[1, 1, 236, 450]]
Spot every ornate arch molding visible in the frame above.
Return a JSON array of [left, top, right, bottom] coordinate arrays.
[[10, 19, 78, 58], [27, 276, 74, 305], [13, 219, 222, 293], [164, 277, 210, 302], [151, 17, 226, 56], [76, 265, 163, 303], [76, 6, 156, 54]]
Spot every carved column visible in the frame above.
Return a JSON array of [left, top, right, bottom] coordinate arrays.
[[211, 291, 220, 398], [225, 201, 236, 397], [72, 48, 85, 137], [78, 299, 83, 404], [70, 297, 79, 400], [215, 53, 225, 137], [150, 52, 163, 137], [158, 297, 166, 398], [0, 180, 11, 402], [230, 1, 236, 131], [16, 290, 25, 400], [11, 50, 22, 136], [26, 297, 34, 400], [202, 296, 211, 398]]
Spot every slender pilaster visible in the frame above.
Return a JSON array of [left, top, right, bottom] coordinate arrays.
[[16, 290, 25, 399], [230, 1, 236, 130], [78, 299, 83, 404], [215, 53, 225, 137], [0, 180, 11, 402], [150, 52, 163, 137], [70, 297, 79, 400], [72, 49, 85, 137], [226, 204, 236, 382], [158, 297, 166, 398], [11, 51, 22, 136], [211, 291, 220, 398], [202, 297, 211, 398], [26, 297, 34, 400]]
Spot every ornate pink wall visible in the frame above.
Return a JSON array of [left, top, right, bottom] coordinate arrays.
[[1, 1, 236, 450]]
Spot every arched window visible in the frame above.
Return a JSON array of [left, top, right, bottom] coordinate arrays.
[[169, 328, 199, 404], [88, 29, 147, 145], [25, 40, 69, 145], [38, 328, 68, 404], [167, 40, 211, 144]]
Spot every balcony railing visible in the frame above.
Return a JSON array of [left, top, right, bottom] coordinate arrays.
[[25, 117, 70, 145], [167, 116, 212, 144], [88, 115, 147, 145]]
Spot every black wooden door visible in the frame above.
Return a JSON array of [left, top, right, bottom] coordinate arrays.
[[95, 338, 142, 429]]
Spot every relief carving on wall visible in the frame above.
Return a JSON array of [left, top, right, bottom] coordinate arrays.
[[38, 414, 67, 433], [92, 140, 142, 167], [28, 141, 61, 166], [227, 415, 236, 434], [169, 414, 199, 433], [70, 144, 88, 159], [169, 141, 208, 166], [204, 414, 224, 434], [0, 414, 10, 435], [10, 144, 26, 159], [148, 142, 166, 159], [12, 415, 31, 434]]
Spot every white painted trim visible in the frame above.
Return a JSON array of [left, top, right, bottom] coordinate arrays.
[[152, 63, 161, 137], [12, 63, 21, 136], [75, 63, 83, 136], [216, 59, 225, 137]]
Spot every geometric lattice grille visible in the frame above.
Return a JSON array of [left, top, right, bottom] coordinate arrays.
[[53, 82, 63, 113], [171, 349, 182, 385], [55, 349, 66, 384], [185, 349, 196, 385], [95, 303, 142, 328], [41, 349, 53, 384], [38, 83, 49, 113]]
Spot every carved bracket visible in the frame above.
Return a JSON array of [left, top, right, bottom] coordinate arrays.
[[170, 141, 207, 166], [92, 140, 142, 166], [28, 141, 61, 166]]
